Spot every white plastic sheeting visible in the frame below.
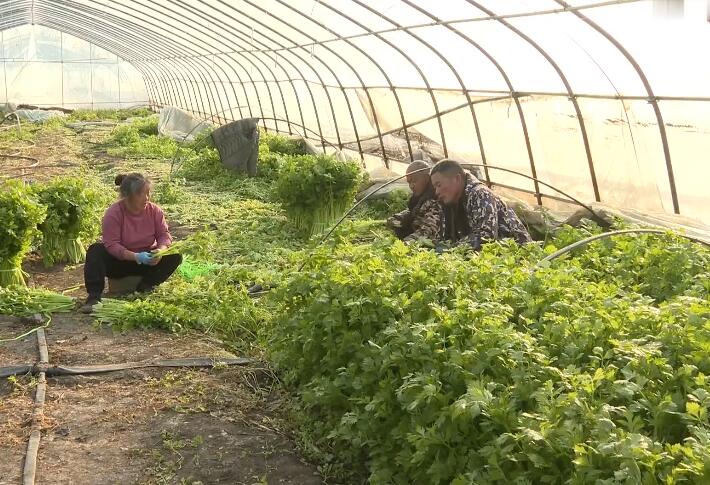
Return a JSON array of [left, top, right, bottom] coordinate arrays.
[[0, 1, 706, 225], [157, 107, 214, 141], [0, 25, 147, 109]]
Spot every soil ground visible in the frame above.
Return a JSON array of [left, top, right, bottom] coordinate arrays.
[[1, 313, 322, 485], [0, 123, 325, 485]]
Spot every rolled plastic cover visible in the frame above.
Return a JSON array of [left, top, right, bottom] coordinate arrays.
[[158, 106, 214, 142]]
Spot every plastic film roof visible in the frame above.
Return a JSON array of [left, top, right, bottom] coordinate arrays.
[[0, 0, 708, 224]]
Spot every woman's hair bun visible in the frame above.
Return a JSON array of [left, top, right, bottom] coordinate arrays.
[[114, 174, 126, 186]]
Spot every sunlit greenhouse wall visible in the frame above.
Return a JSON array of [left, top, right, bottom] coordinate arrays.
[[125, 0, 709, 225], [0, 1, 706, 225], [0, 25, 147, 109]]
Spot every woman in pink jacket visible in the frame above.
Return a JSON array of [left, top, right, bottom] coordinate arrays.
[[81, 173, 182, 312]]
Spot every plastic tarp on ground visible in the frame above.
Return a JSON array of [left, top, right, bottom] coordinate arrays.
[[8, 109, 64, 122], [158, 106, 214, 142], [0, 1, 706, 227]]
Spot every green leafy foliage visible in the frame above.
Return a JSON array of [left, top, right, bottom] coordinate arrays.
[[174, 141, 275, 203], [0, 125, 37, 147], [269, 230, 710, 484], [0, 119, 65, 148], [36, 177, 106, 266], [0, 181, 46, 286], [165, 198, 301, 285], [93, 272, 269, 350], [107, 117, 178, 159], [0, 285, 74, 316], [255, 131, 310, 179], [153, 178, 187, 205], [79, 108, 710, 483], [175, 144, 223, 181], [352, 189, 410, 220], [67, 107, 154, 122], [176, 128, 303, 184], [256, 144, 284, 179], [261, 131, 309, 156], [550, 226, 709, 303], [275, 154, 363, 235]]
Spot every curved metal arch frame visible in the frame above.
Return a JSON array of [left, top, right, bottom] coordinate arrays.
[[313, 0, 436, 163], [552, 0, 680, 214], [18, 15, 190, 111], [464, 1, 600, 203], [112, 0, 372, 159], [38, 19, 207, 118], [183, 0, 330, 150], [160, 0, 296, 135], [3, 1, 362, 159], [217, 0, 365, 154], [0, 7, 168, 109], [106, 0, 268, 124], [122, 0, 279, 127], [39, 0, 225, 118], [256, 0, 387, 161], [273, 0, 413, 167], [212, 0, 335, 150], [410, 8, 543, 204], [150, 0, 330, 139], [54, 1, 642, 71], [167, 0, 310, 135], [340, 0, 450, 160], [0, 0, 692, 218], [397, 0, 490, 183], [147, 0, 300, 128], [65, 0, 268, 127]]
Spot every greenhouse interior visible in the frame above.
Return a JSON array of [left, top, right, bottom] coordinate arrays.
[[0, 1, 709, 484]]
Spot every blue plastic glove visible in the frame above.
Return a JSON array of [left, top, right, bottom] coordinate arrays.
[[135, 251, 154, 265]]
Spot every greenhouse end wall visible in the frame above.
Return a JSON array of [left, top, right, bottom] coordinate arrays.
[[0, 25, 147, 110]]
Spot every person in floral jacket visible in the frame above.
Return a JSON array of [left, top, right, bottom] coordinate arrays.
[[429, 159, 531, 250]]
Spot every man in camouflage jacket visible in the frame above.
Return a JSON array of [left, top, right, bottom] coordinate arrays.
[[387, 161, 444, 243], [430, 159, 532, 250]]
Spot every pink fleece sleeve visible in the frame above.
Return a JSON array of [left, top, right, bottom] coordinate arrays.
[[154, 205, 172, 249], [102, 205, 129, 260]]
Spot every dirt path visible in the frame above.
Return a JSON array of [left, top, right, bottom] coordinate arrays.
[[1, 122, 324, 485], [1, 312, 323, 485]]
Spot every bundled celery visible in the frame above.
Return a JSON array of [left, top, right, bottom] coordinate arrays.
[[0, 181, 46, 287], [92, 298, 149, 326], [151, 239, 188, 257], [274, 154, 363, 236], [93, 276, 266, 344], [0, 285, 74, 316], [36, 177, 105, 266]]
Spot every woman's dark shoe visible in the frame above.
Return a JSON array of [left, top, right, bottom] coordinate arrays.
[[79, 296, 102, 314], [135, 283, 155, 294]]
